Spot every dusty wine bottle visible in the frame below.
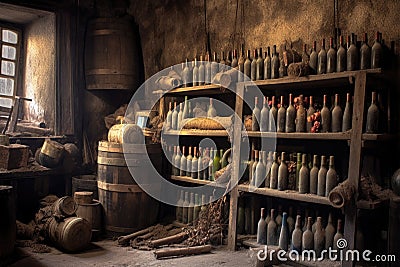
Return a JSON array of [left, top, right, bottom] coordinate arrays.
[[244, 49, 251, 81], [270, 152, 279, 189], [317, 38, 327, 74], [360, 32, 371, 70], [257, 208, 267, 244], [325, 156, 337, 196], [277, 152, 288, 191], [321, 94, 331, 132], [299, 154, 309, 194], [317, 155, 327, 196], [309, 155, 319, 194], [331, 94, 343, 132], [269, 96, 277, 131], [271, 45, 280, 79], [256, 47, 264, 80], [371, 31, 382, 69], [260, 96, 269, 132], [306, 96, 315, 132], [251, 49, 258, 81], [252, 96, 261, 131], [285, 93, 296, 133], [327, 37, 337, 73], [296, 95, 306, 132], [366, 91, 379, 133], [347, 33, 359, 71], [309, 41, 318, 74], [277, 95, 286, 133], [342, 93, 352, 131], [264, 47, 272, 79], [337, 35, 346, 72]]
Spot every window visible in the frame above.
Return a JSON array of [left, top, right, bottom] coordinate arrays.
[[0, 27, 20, 109]]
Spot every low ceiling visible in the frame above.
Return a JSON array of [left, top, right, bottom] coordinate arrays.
[[0, 2, 52, 25]]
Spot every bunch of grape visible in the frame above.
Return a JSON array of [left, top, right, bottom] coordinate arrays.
[[307, 111, 321, 133]]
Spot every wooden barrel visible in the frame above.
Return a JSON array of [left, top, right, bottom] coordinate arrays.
[[74, 191, 93, 205], [53, 196, 77, 217], [72, 175, 98, 200], [0, 186, 15, 259], [75, 200, 103, 238], [107, 123, 145, 144], [47, 216, 92, 252], [85, 17, 140, 90], [97, 141, 160, 236]]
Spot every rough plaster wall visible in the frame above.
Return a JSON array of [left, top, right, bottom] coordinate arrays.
[[23, 14, 55, 128], [128, 0, 400, 79]]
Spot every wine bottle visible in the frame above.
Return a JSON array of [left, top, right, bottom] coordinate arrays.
[[171, 102, 178, 130], [317, 155, 327, 196], [314, 217, 325, 257], [248, 149, 255, 185], [225, 51, 232, 67], [182, 191, 189, 224], [197, 147, 203, 179], [165, 101, 173, 130], [231, 49, 238, 68], [271, 45, 280, 79], [257, 208, 267, 244], [238, 45, 245, 82], [326, 155, 337, 196], [221, 148, 228, 168], [203, 148, 210, 180], [211, 51, 219, 82], [309, 155, 319, 194], [252, 96, 261, 131], [296, 95, 306, 132], [244, 49, 251, 81], [207, 98, 217, 117], [171, 146, 177, 175], [366, 91, 379, 133], [371, 31, 382, 69], [325, 212, 335, 249], [251, 49, 257, 81], [182, 59, 190, 87], [321, 94, 331, 132], [267, 209, 278, 246], [333, 219, 344, 250], [176, 190, 184, 222], [279, 212, 289, 251], [264, 47, 272, 79], [250, 150, 259, 187], [277, 152, 288, 191], [187, 192, 194, 224], [173, 146, 181, 176], [260, 96, 269, 132], [342, 93, 352, 131], [269, 96, 277, 131], [198, 55, 205, 85], [193, 57, 199, 86], [212, 148, 221, 180], [309, 41, 318, 74], [299, 154, 309, 194], [177, 102, 183, 129], [331, 94, 343, 132], [360, 32, 371, 70], [291, 215, 302, 252], [327, 37, 337, 73], [337, 35, 346, 72], [205, 53, 211, 84], [317, 38, 327, 74], [256, 47, 264, 80], [296, 152, 302, 191], [265, 151, 273, 188], [302, 43, 310, 64], [219, 51, 226, 72], [277, 95, 286, 132], [302, 217, 314, 250], [306, 96, 316, 132], [270, 152, 279, 189], [180, 146, 187, 176], [186, 146, 193, 177], [191, 147, 198, 179], [254, 150, 266, 188], [286, 93, 296, 133], [208, 149, 214, 181], [193, 193, 201, 223], [182, 96, 189, 120], [347, 33, 359, 71]]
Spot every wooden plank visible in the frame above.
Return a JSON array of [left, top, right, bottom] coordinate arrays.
[[166, 84, 226, 95], [361, 133, 397, 141], [343, 71, 367, 267], [163, 129, 228, 137], [237, 185, 331, 206], [228, 83, 245, 251], [245, 131, 351, 140], [170, 175, 226, 188]]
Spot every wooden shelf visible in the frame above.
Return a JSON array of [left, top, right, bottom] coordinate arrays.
[[237, 184, 332, 206], [170, 175, 226, 188], [163, 129, 229, 137], [361, 133, 397, 141], [244, 131, 351, 140], [242, 68, 382, 91], [166, 84, 227, 95]]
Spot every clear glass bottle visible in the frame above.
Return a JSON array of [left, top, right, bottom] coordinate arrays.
[[198, 55, 205, 85], [177, 102, 183, 129], [317, 38, 327, 74], [250, 150, 259, 187], [327, 37, 337, 73], [231, 49, 238, 68], [197, 147, 203, 179], [182, 96, 189, 120], [331, 94, 343, 132], [182, 59, 190, 87], [166, 102, 173, 129], [277, 95, 286, 132], [286, 93, 296, 133], [205, 53, 211, 84]]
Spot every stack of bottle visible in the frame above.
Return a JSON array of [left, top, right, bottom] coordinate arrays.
[[165, 97, 218, 130], [177, 30, 387, 88], [170, 145, 228, 181], [250, 91, 385, 134], [256, 207, 345, 256], [175, 191, 211, 225], [248, 150, 340, 197]]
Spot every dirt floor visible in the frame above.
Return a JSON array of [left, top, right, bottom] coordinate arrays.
[[4, 239, 254, 267]]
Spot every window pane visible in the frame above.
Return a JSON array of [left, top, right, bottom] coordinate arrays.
[[0, 77, 14, 96], [2, 30, 18, 44], [2, 45, 16, 60], [0, 97, 12, 108], [1, 60, 15, 76]]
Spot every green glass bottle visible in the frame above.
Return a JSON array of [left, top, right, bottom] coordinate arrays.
[[212, 148, 222, 180]]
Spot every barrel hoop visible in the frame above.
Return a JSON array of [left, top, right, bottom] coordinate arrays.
[[97, 156, 147, 167], [106, 225, 135, 233], [86, 69, 133, 75], [98, 141, 161, 154], [97, 180, 142, 193]]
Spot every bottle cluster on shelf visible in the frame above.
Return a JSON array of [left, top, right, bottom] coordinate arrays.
[[175, 191, 211, 224], [176, 30, 386, 88], [250, 90, 385, 134], [170, 145, 228, 181], [165, 97, 217, 130], [256, 207, 344, 256], [247, 150, 340, 197]]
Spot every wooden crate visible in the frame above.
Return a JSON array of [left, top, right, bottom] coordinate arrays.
[[0, 144, 29, 170]]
